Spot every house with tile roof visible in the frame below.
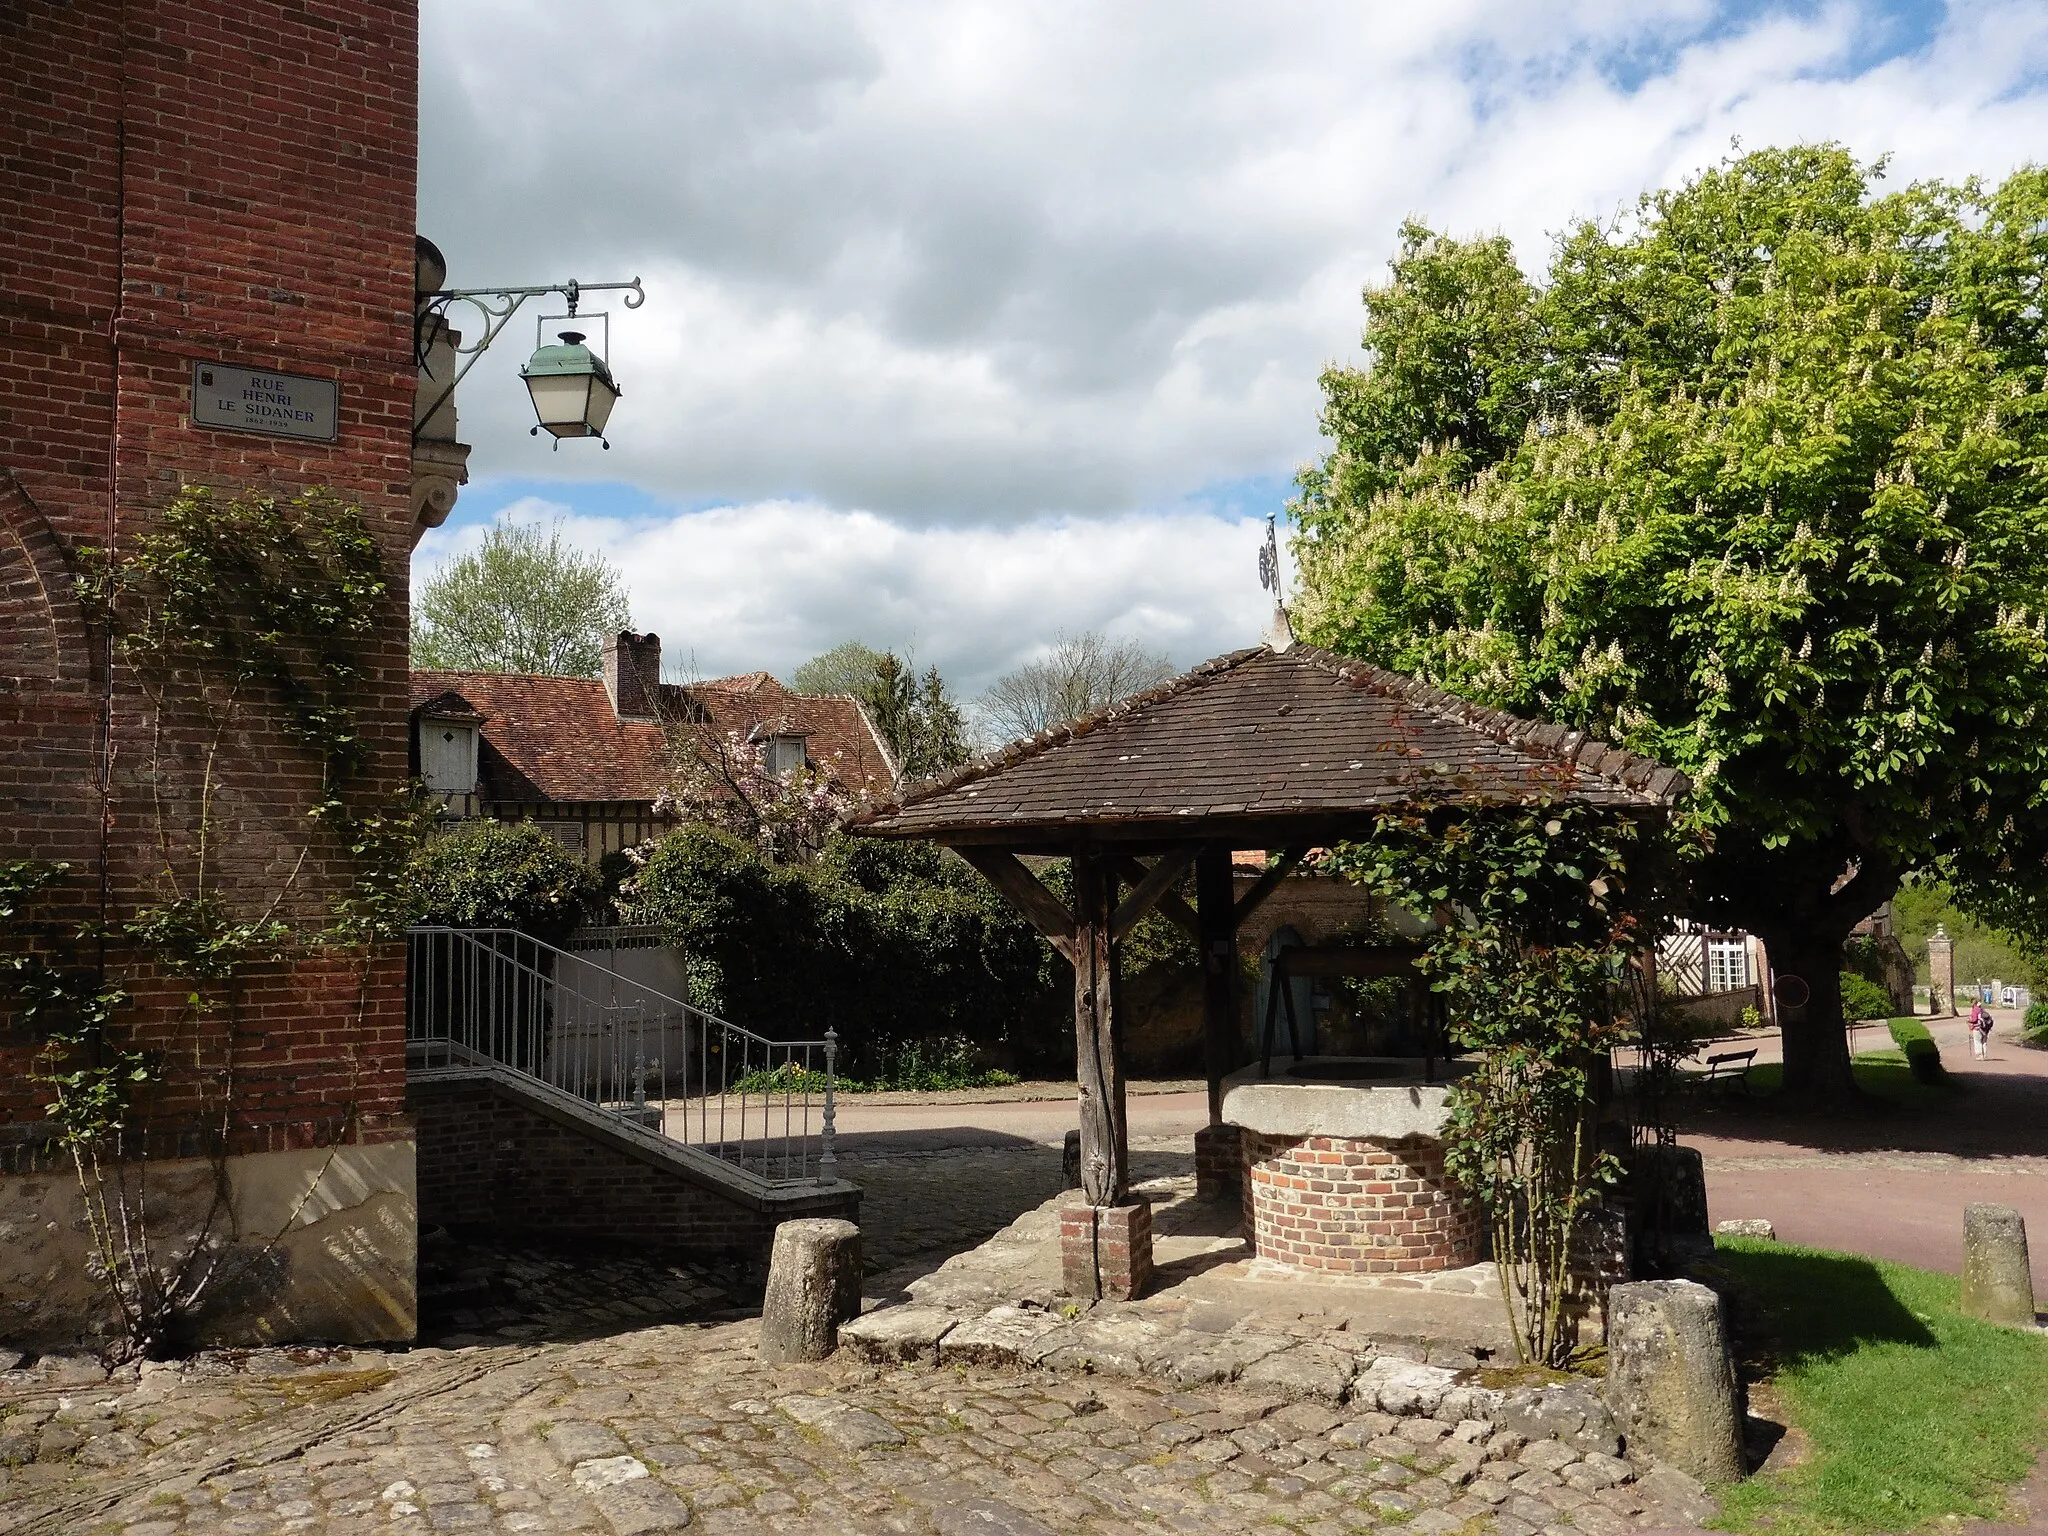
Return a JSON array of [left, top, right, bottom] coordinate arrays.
[[410, 631, 896, 862]]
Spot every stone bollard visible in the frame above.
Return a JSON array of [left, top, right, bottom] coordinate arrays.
[[1961, 1204, 2036, 1327], [1605, 1279, 1745, 1484], [1625, 1144, 1712, 1272], [759, 1218, 862, 1363]]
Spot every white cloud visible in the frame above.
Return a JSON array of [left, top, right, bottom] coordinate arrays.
[[416, 0, 2048, 683], [413, 496, 1277, 699]]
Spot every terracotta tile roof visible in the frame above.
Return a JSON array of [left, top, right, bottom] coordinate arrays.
[[850, 644, 1687, 846], [409, 671, 895, 807]]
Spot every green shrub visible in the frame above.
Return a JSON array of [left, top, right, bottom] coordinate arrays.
[[2024, 1000, 2048, 1042], [406, 819, 595, 943], [1838, 971, 1892, 1023], [1886, 1016, 1947, 1084], [626, 826, 1064, 1078], [729, 1039, 1021, 1096]]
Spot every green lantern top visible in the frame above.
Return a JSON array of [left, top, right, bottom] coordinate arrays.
[[521, 330, 618, 390]]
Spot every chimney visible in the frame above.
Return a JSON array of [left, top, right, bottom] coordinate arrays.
[[603, 630, 661, 719]]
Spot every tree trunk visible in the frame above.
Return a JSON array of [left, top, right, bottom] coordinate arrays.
[[1761, 928, 1859, 1107]]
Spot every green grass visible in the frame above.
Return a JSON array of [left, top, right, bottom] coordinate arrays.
[[1737, 1050, 1956, 1107], [1707, 1237, 2048, 1536]]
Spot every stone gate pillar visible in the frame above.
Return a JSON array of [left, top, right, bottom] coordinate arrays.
[[1928, 924, 1955, 1017]]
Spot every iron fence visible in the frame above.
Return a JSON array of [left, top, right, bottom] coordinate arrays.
[[405, 926, 837, 1186]]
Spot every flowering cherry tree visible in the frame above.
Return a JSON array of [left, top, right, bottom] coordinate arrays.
[[655, 726, 855, 863]]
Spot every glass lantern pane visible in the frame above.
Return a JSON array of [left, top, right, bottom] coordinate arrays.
[[585, 374, 619, 435], [526, 373, 592, 432]]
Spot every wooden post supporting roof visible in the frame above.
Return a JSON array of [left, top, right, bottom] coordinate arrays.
[[1195, 845, 1238, 1126], [1071, 849, 1128, 1206]]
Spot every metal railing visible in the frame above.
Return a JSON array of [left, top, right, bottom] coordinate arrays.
[[405, 926, 838, 1186]]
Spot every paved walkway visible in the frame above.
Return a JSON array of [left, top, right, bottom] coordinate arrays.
[[1675, 1017, 2048, 1295]]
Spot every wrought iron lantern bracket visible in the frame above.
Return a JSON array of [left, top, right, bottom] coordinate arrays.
[[414, 276, 645, 445]]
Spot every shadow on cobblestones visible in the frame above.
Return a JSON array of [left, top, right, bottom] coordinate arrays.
[[417, 1230, 736, 1348], [840, 1135, 1195, 1286]]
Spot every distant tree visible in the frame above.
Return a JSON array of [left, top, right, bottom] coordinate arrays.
[[791, 641, 971, 781], [1292, 145, 2048, 1105], [411, 520, 632, 677], [977, 630, 1175, 742], [791, 641, 888, 698]]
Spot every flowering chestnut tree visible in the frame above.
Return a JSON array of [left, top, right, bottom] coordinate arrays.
[[1294, 146, 2048, 1105]]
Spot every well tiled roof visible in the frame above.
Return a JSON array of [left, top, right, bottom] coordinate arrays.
[[850, 644, 1686, 844], [409, 670, 895, 807]]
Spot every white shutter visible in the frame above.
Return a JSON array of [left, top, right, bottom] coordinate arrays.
[[421, 722, 476, 793]]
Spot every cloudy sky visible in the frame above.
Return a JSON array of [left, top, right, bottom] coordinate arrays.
[[416, 0, 2048, 698]]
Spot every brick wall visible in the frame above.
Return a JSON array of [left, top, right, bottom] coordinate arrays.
[[1, 1, 417, 1154], [408, 1075, 861, 1271], [1241, 1130, 1484, 1275]]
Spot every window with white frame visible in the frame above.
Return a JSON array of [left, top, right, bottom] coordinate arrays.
[[1706, 937, 1749, 992], [764, 734, 807, 775]]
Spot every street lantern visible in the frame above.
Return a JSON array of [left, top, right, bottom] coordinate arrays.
[[521, 330, 620, 445], [413, 269, 644, 452]]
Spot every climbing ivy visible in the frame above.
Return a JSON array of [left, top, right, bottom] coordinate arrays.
[[3, 485, 417, 1357]]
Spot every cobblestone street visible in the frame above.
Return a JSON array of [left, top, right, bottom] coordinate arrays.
[[0, 1313, 1717, 1536], [0, 1135, 1721, 1536]]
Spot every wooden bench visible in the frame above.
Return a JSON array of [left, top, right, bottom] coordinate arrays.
[[1700, 1048, 1757, 1093]]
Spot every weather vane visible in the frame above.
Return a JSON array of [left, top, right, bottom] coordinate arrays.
[[1258, 513, 1284, 603]]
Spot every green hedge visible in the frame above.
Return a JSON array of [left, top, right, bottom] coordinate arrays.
[[2025, 1000, 2048, 1045], [1886, 1016, 1947, 1084], [407, 819, 595, 944], [1839, 971, 1893, 1023], [626, 827, 1067, 1079]]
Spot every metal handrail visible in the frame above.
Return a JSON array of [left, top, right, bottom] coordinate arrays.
[[405, 926, 838, 1186]]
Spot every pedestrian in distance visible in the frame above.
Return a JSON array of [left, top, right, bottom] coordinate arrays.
[[1968, 998, 1992, 1059]]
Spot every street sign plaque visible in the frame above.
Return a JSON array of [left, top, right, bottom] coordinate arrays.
[[190, 362, 339, 442]]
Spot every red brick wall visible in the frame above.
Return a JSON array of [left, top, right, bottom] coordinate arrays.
[[1241, 1130, 1484, 1275], [1, 1, 418, 1157], [408, 1076, 861, 1269]]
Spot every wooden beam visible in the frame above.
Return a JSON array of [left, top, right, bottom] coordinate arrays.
[[1111, 856, 1200, 940], [1154, 889, 1201, 941], [1232, 846, 1309, 927], [956, 847, 1076, 964], [1110, 846, 1200, 941], [1195, 845, 1239, 1126], [1071, 850, 1128, 1207]]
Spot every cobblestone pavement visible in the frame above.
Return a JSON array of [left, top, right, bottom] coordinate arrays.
[[0, 1315, 1721, 1536], [0, 1135, 1727, 1534]]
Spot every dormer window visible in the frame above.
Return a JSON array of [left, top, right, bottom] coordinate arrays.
[[764, 734, 807, 775], [421, 718, 479, 794]]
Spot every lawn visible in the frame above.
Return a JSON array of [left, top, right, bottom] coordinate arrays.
[[1706, 1236, 2048, 1536], [1737, 1050, 1955, 1108]]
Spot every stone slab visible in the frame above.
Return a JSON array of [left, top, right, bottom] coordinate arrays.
[[1222, 1059, 1455, 1140], [938, 1305, 1064, 1368], [1238, 1343, 1358, 1402], [838, 1305, 957, 1365]]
